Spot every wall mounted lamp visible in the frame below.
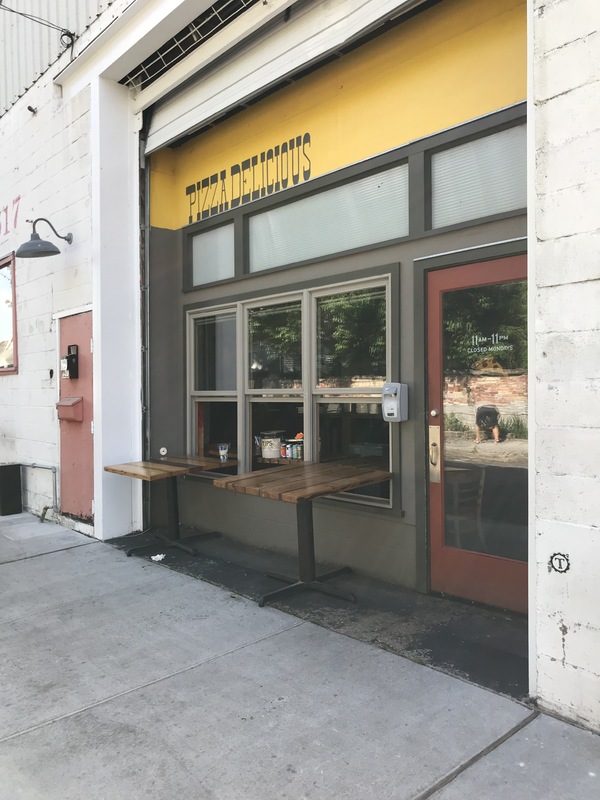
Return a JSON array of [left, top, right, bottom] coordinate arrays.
[[16, 218, 73, 259]]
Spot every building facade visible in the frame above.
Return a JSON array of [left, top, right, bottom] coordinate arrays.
[[0, 0, 598, 730]]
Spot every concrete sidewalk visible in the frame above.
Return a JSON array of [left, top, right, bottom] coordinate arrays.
[[0, 513, 598, 799]]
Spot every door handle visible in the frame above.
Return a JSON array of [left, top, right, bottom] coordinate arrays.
[[429, 442, 438, 466], [428, 425, 441, 483]]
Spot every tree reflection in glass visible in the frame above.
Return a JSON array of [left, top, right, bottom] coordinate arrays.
[[248, 301, 302, 389], [316, 287, 386, 389], [442, 279, 528, 561]]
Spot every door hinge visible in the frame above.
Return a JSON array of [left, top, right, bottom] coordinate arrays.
[[90, 337, 94, 353], [90, 420, 94, 435]]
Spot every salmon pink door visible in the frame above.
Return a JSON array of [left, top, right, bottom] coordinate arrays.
[[59, 312, 94, 520], [427, 256, 527, 612]]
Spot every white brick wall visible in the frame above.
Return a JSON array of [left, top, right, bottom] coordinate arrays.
[[535, 518, 600, 729], [534, 0, 600, 54], [0, 66, 92, 515], [533, 0, 600, 730]]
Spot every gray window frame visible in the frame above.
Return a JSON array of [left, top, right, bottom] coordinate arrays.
[[182, 104, 526, 289], [187, 275, 392, 507]]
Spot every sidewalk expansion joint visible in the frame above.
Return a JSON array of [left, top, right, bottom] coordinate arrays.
[[0, 619, 306, 745], [410, 709, 541, 800], [0, 540, 98, 566]]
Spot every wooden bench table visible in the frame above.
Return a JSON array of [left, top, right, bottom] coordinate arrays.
[[104, 456, 230, 556], [156, 455, 238, 471], [104, 461, 196, 556], [213, 461, 391, 607]]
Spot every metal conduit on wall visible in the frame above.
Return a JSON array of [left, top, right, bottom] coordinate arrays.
[[23, 463, 59, 519]]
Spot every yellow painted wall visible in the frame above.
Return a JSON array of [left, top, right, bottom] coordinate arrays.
[[150, 0, 526, 230]]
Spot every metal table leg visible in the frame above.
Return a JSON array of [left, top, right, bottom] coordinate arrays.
[[259, 499, 355, 607], [126, 476, 216, 557]]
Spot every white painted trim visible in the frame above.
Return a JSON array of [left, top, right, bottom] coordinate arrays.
[[54, 0, 431, 151], [526, 0, 537, 700], [52, 304, 93, 320], [57, 1, 216, 96], [145, 0, 430, 152], [413, 237, 527, 262], [54, 321, 62, 512], [90, 77, 143, 540], [133, 0, 300, 113]]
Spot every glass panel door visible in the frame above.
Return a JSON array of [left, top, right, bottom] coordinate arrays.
[[442, 281, 528, 561], [427, 256, 528, 613]]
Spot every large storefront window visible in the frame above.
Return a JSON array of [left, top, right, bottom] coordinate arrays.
[[189, 278, 391, 503], [192, 310, 238, 467], [313, 284, 389, 499], [317, 402, 390, 500], [315, 287, 386, 389], [194, 311, 236, 391], [248, 301, 302, 390], [195, 400, 238, 472]]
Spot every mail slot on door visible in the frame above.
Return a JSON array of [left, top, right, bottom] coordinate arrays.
[[57, 396, 83, 422]]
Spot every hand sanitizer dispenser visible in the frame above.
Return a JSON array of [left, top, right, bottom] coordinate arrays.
[[381, 383, 408, 422]]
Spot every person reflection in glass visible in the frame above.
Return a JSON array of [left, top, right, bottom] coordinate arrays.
[[474, 405, 501, 444]]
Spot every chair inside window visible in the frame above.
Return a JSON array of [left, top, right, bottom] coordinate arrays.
[[444, 466, 486, 550]]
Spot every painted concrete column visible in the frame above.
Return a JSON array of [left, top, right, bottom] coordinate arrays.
[[532, 0, 600, 731], [90, 76, 143, 539]]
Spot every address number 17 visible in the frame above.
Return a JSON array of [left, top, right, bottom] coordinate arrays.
[[0, 196, 21, 237]]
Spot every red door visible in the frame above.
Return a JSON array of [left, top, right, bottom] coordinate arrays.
[[427, 256, 527, 612], [59, 312, 94, 520]]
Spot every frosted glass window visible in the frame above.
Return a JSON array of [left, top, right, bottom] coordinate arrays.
[[192, 223, 235, 285], [249, 165, 408, 272], [431, 125, 526, 229]]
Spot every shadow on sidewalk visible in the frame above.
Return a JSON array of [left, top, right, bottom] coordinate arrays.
[[107, 526, 529, 702]]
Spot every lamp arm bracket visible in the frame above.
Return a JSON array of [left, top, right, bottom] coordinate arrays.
[[30, 217, 73, 245]]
